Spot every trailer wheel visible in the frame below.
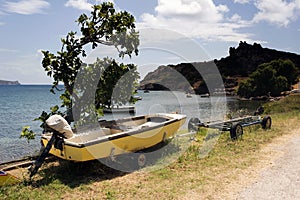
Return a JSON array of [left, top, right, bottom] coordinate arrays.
[[137, 153, 146, 167], [261, 116, 271, 129], [162, 132, 167, 143], [230, 123, 243, 140], [188, 118, 200, 132]]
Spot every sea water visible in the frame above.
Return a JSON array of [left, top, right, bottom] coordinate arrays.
[[0, 86, 260, 163], [0, 85, 62, 163]]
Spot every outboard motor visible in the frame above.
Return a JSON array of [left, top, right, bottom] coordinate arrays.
[[46, 115, 73, 139], [28, 115, 73, 177]]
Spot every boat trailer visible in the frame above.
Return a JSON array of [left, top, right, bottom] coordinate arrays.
[[188, 115, 272, 140]]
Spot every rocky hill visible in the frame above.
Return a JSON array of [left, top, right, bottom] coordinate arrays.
[[216, 42, 300, 76], [139, 42, 300, 95], [0, 80, 21, 85]]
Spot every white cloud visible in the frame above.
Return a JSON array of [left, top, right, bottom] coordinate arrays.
[[253, 0, 300, 27], [65, 0, 93, 11], [0, 48, 18, 53], [153, 0, 227, 22], [229, 14, 242, 22], [297, 0, 300, 9], [0, 51, 53, 84], [234, 0, 250, 4], [0, 11, 7, 26], [65, 0, 115, 11], [138, 0, 252, 42], [4, 0, 50, 15]]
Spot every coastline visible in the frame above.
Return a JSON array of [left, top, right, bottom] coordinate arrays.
[[0, 80, 21, 85]]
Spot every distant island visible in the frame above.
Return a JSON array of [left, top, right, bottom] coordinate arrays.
[[0, 80, 21, 85]]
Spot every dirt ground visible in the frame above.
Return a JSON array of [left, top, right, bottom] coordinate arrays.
[[226, 128, 300, 200]]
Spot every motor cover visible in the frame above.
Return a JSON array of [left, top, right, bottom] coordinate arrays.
[[46, 114, 73, 138]]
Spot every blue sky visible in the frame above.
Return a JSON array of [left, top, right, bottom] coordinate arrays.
[[0, 0, 300, 84]]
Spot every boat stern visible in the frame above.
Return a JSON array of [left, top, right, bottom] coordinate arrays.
[[0, 171, 20, 186]]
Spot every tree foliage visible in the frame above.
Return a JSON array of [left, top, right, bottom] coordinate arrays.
[[237, 59, 299, 98], [21, 2, 140, 140], [72, 58, 139, 125]]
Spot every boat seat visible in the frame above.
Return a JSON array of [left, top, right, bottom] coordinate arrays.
[[139, 121, 160, 128], [66, 128, 111, 144], [110, 128, 122, 134], [126, 121, 161, 132], [147, 117, 169, 123]]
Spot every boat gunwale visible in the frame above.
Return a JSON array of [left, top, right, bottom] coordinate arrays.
[[42, 114, 186, 148]]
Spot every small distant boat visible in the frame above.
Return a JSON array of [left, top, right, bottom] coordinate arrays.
[[0, 171, 20, 186], [200, 93, 210, 98], [186, 93, 192, 98], [40, 113, 186, 162], [103, 106, 135, 114], [144, 90, 150, 93], [133, 95, 142, 101], [212, 88, 226, 96]]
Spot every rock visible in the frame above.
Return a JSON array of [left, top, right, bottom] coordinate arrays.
[[139, 42, 300, 95]]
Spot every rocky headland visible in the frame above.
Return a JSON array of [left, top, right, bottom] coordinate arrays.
[[139, 42, 300, 96], [0, 80, 21, 85]]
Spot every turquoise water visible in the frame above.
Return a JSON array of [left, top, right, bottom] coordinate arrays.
[[0, 85, 62, 163], [0, 85, 260, 163]]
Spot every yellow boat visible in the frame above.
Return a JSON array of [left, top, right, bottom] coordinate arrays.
[[41, 113, 186, 162], [0, 171, 20, 186]]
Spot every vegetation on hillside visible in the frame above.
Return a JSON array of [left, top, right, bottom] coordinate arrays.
[[237, 59, 299, 98]]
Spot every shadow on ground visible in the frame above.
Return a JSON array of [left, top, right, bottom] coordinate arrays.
[[30, 141, 181, 188]]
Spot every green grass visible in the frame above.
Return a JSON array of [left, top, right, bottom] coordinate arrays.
[[264, 94, 300, 114], [2, 94, 300, 199]]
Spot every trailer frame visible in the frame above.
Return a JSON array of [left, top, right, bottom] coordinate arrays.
[[188, 115, 272, 140]]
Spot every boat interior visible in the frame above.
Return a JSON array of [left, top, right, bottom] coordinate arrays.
[[60, 114, 173, 145]]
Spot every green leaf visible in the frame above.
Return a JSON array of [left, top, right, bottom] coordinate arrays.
[[51, 105, 59, 113], [20, 126, 36, 143]]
